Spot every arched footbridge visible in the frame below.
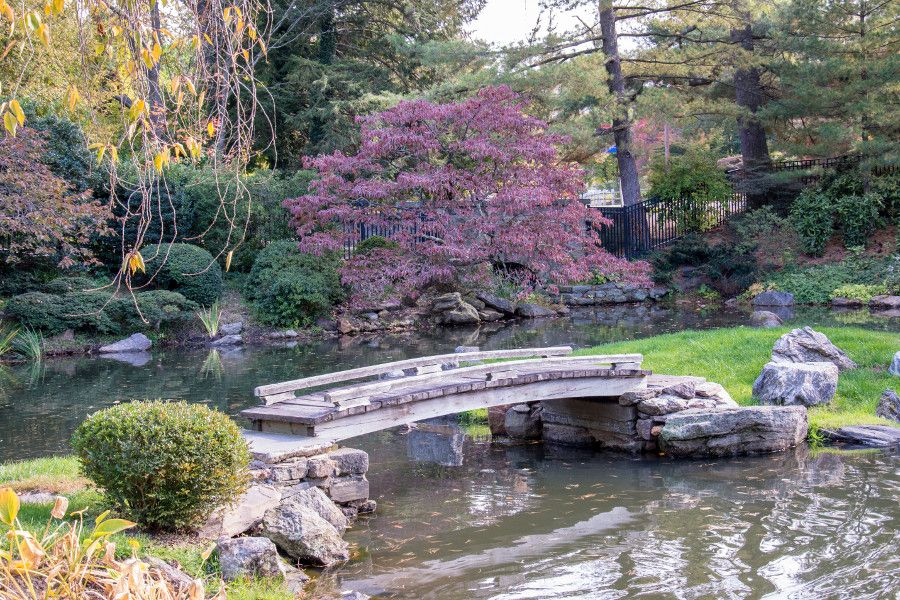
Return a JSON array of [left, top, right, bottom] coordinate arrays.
[[241, 346, 651, 455]]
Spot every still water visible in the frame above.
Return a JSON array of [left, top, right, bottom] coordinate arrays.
[[3, 303, 896, 461], [328, 426, 899, 599]]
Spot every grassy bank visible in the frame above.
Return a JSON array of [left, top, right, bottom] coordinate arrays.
[[577, 326, 900, 434]]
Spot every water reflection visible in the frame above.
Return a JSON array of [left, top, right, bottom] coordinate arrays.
[[330, 434, 899, 599], [407, 418, 467, 467]]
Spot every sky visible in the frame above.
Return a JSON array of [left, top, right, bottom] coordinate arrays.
[[468, 0, 595, 47]]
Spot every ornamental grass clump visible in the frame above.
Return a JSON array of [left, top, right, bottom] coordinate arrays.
[[0, 487, 218, 599], [72, 401, 250, 531]]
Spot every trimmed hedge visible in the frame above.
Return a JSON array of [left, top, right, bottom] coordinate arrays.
[[141, 243, 223, 306], [3, 288, 197, 335], [72, 401, 250, 531], [245, 240, 344, 327]]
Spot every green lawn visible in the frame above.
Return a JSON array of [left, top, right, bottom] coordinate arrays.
[[576, 326, 900, 434]]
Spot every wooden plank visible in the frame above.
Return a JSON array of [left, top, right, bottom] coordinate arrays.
[[321, 355, 643, 403], [253, 346, 576, 398], [242, 403, 337, 425]]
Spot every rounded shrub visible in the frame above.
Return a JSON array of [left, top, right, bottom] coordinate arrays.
[[790, 188, 834, 256], [245, 240, 344, 327], [353, 235, 398, 256], [141, 243, 223, 306], [72, 401, 250, 531]]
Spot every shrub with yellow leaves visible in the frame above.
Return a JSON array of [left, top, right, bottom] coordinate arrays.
[[0, 487, 223, 599]]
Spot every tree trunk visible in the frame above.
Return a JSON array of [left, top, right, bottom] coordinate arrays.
[[309, 3, 337, 150], [730, 25, 771, 209], [599, 0, 641, 206]]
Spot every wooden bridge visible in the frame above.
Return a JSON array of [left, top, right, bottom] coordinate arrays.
[[241, 346, 650, 455]]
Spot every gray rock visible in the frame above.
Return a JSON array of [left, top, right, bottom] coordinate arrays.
[[432, 292, 463, 312], [876, 389, 900, 422], [269, 329, 299, 339], [637, 394, 692, 416], [618, 388, 660, 406], [280, 563, 311, 595], [478, 309, 504, 322], [328, 448, 369, 475], [198, 483, 282, 540], [306, 455, 336, 478], [220, 321, 243, 335], [211, 334, 243, 347], [694, 382, 737, 406], [216, 537, 282, 582], [504, 404, 542, 439], [442, 302, 481, 325], [260, 497, 349, 566], [831, 297, 862, 308], [99, 333, 152, 353], [752, 291, 795, 306], [889, 351, 900, 377], [820, 425, 900, 447], [329, 476, 370, 503], [268, 458, 309, 482], [144, 557, 194, 593], [659, 406, 808, 457], [662, 381, 696, 399], [750, 310, 783, 328], [649, 286, 669, 300], [771, 326, 857, 371], [455, 345, 479, 354], [515, 303, 555, 318], [753, 361, 839, 407], [286, 486, 349, 533], [476, 292, 516, 315], [870, 295, 900, 309]]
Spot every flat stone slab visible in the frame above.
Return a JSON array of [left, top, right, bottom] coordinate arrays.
[[243, 431, 337, 464], [820, 425, 900, 448], [99, 333, 151, 353], [659, 406, 808, 457]]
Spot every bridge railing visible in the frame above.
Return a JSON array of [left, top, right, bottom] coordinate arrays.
[[254, 346, 644, 407]]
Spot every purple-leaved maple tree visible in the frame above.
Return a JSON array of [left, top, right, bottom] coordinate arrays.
[[285, 86, 650, 303]]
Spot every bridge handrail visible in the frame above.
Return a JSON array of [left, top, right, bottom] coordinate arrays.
[[254, 346, 575, 403], [321, 353, 645, 405]]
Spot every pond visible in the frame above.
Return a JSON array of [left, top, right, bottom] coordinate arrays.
[[1, 303, 897, 461], [2, 303, 898, 598], [328, 425, 899, 599]]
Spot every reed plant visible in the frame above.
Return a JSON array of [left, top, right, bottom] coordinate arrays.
[[12, 329, 42, 362], [197, 301, 223, 338], [0, 323, 16, 359]]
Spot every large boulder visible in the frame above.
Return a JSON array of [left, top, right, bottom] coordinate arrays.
[[259, 495, 349, 567], [198, 483, 283, 540], [659, 406, 808, 457], [820, 425, 900, 448], [870, 295, 900, 309], [876, 389, 900, 422], [442, 303, 481, 325], [488, 405, 512, 436], [749, 310, 783, 328], [98, 333, 152, 353], [282, 486, 349, 533], [889, 351, 900, 377], [752, 291, 794, 307], [515, 303, 555, 318], [211, 334, 243, 347], [216, 537, 283, 582], [504, 404, 542, 439], [220, 321, 243, 335], [771, 326, 857, 371], [753, 361, 839, 407], [476, 292, 516, 315]]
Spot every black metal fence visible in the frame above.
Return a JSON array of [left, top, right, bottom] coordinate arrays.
[[596, 193, 748, 259]]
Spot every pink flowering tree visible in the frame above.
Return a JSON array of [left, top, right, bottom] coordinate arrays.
[[285, 86, 650, 303]]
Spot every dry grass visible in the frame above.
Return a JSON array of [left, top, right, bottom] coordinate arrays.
[[0, 456, 88, 494]]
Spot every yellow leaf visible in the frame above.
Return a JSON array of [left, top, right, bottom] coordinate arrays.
[[18, 535, 45, 568], [3, 111, 16, 136], [109, 145, 118, 164], [201, 543, 215, 561], [151, 42, 162, 63], [222, 6, 231, 21], [203, 33, 212, 45], [127, 252, 145, 276], [9, 99, 24, 126], [190, 34, 200, 50], [141, 48, 154, 69], [242, 49, 249, 62], [258, 38, 267, 56], [207, 121, 215, 138], [37, 22, 50, 47], [0, 1, 14, 22], [225, 250, 233, 272], [92, 518, 135, 538], [0, 487, 19, 525], [184, 78, 196, 95], [197, 90, 205, 107], [25, 10, 39, 30], [95, 144, 106, 164], [43, 2, 51, 16], [111, 25, 122, 36], [66, 85, 79, 111], [50, 496, 68, 519], [52, 0, 62, 14]]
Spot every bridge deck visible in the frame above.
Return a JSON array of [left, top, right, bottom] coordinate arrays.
[[242, 349, 651, 443]]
